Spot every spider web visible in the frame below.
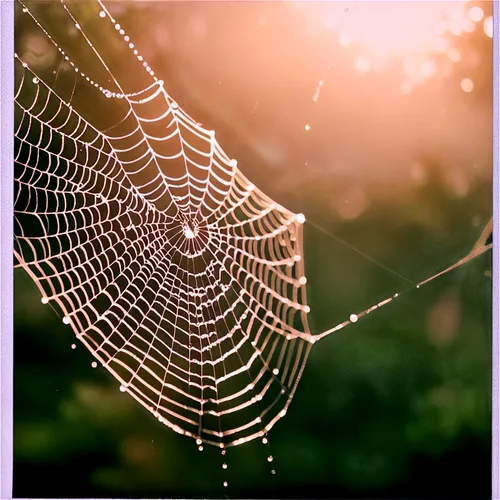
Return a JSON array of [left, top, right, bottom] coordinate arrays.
[[14, 0, 492, 450], [14, 0, 313, 448]]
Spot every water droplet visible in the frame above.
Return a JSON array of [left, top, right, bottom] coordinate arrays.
[[222, 463, 227, 469], [221, 449, 226, 455], [304, 124, 311, 131], [198, 445, 203, 451], [223, 481, 228, 488], [41, 297, 48, 304], [22, 7, 27, 12], [349, 314, 358, 323], [71, 344, 76, 349], [271, 469, 276, 474], [262, 437, 268, 444], [296, 213, 306, 224], [32, 77, 39, 84], [99, 10, 106, 18], [196, 438, 202, 445], [63, 316, 70, 324], [75, 23, 80, 30], [91, 361, 97, 368], [119, 385, 126, 392], [272, 368, 279, 375], [268, 455, 273, 462]]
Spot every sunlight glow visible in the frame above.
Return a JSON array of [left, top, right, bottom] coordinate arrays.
[[336, 3, 467, 58], [317, 1, 492, 91]]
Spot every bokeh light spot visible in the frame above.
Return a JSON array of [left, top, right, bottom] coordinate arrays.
[[468, 6, 484, 23], [335, 186, 368, 220], [339, 34, 351, 47], [355, 57, 371, 74], [460, 78, 474, 93], [447, 48, 461, 62], [483, 16, 493, 38], [419, 60, 436, 79]]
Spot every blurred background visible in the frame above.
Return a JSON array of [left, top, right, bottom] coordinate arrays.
[[14, 1, 492, 498]]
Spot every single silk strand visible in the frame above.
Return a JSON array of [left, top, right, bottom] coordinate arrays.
[[313, 240, 492, 342]]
